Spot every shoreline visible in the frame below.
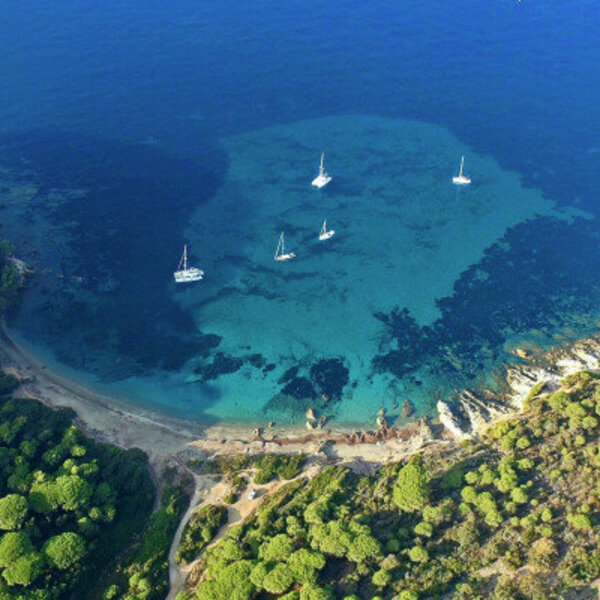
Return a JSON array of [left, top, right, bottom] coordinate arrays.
[[4, 317, 600, 473], [0, 323, 448, 470]]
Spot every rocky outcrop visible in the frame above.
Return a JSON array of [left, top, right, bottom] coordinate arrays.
[[8, 256, 33, 285], [505, 364, 557, 410], [437, 400, 469, 439], [437, 335, 600, 440]]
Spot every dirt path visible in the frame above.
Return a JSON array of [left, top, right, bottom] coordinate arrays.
[[166, 463, 322, 599], [166, 474, 226, 600]]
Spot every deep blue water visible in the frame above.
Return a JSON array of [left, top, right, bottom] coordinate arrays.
[[2, 1, 600, 426]]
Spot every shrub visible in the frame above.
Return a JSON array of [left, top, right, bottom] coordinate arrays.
[[0, 531, 33, 568], [2, 551, 44, 586], [510, 487, 528, 505], [262, 563, 294, 594], [372, 568, 392, 587], [0, 494, 28, 531], [43, 532, 87, 570], [414, 521, 433, 538], [223, 492, 237, 504], [176, 504, 227, 565], [408, 545, 429, 563], [567, 512, 592, 531], [259, 533, 294, 562], [460, 486, 477, 504], [540, 508, 553, 523], [299, 583, 333, 600], [393, 457, 430, 513], [528, 538, 558, 569]]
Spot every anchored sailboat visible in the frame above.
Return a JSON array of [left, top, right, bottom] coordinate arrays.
[[174, 244, 204, 283], [452, 155, 471, 186], [318, 220, 335, 241], [274, 232, 296, 262], [311, 153, 332, 189]]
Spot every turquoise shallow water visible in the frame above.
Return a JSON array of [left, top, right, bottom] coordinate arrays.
[[2, 1, 600, 426]]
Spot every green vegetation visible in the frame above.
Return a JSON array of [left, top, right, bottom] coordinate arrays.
[[176, 504, 227, 565], [184, 371, 600, 599], [188, 453, 306, 485], [101, 469, 190, 600], [0, 395, 156, 599]]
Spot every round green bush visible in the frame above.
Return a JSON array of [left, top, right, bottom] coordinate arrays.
[[43, 531, 87, 570], [0, 494, 28, 531], [408, 545, 429, 563]]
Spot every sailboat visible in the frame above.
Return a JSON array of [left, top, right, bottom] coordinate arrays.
[[318, 220, 335, 241], [274, 232, 296, 262], [311, 153, 332, 189], [174, 244, 204, 283], [452, 155, 472, 186]]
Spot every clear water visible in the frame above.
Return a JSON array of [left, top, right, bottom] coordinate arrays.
[[2, 1, 600, 426]]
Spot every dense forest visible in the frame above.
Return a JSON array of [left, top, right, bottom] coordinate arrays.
[[0, 394, 159, 600], [0, 239, 187, 600], [177, 371, 600, 600]]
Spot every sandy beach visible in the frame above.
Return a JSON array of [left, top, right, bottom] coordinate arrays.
[[0, 323, 448, 473]]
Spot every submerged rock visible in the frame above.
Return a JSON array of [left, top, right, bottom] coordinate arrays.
[[195, 352, 243, 382], [402, 400, 414, 419], [282, 377, 316, 400], [309, 358, 349, 400]]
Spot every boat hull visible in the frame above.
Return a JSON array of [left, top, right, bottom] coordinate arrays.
[[174, 268, 204, 283], [275, 252, 296, 262], [319, 230, 335, 241], [452, 175, 471, 185], [311, 174, 332, 188]]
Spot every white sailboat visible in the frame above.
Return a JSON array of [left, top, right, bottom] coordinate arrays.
[[452, 155, 472, 185], [311, 153, 332, 189], [274, 232, 296, 262], [174, 244, 204, 283], [318, 219, 335, 241]]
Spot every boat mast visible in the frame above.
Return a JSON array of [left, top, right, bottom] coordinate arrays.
[[320, 153, 324, 176], [322, 220, 326, 234], [183, 245, 188, 271], [459, 156, 464, 177]]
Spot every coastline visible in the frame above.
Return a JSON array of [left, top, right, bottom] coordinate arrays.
[[4, 317, 600, 474], [0, 323, 447, 470], [5, 321, 600, 599]]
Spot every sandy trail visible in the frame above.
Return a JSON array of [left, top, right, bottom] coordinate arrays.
[[166, 474, 225, 600], [167, 463, 324, 599]]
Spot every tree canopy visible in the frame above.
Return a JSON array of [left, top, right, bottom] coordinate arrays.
[[393, 456, 430, 513]]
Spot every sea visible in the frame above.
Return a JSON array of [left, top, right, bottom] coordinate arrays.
[[1, 0, 600, 428]]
